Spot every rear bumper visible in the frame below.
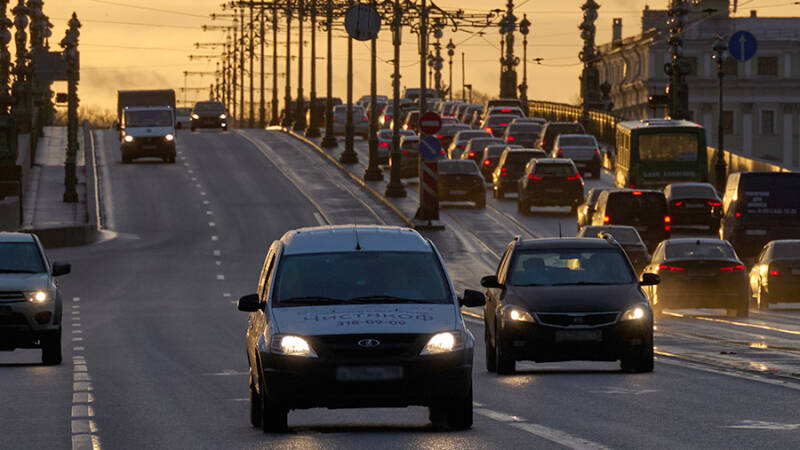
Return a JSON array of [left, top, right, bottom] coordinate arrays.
[[523, 187, 583, 206], [191, 117, 227, 128], [439, 186, 484, 201], [655, 279, 748, 308]]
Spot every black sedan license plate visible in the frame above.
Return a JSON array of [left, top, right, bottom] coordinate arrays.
[[142, 145, 157, 150], [0, 305, 11, 315], [336, 365, 403, 382], [555, 329, 602, 342]]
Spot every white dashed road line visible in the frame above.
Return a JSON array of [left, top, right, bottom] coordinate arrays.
[[70, 297, 101, 450]]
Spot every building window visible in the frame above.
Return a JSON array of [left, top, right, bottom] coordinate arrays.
[[760, 110, 775, 135], [757, 56, 778, 76], [685, 56, 698, 76], [722, 59, 738, 76], [722, 110, 734, 134]]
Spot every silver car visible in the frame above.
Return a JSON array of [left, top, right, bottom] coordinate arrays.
[[377, 129, 416, 164], [332, 105, 369, 138], [0, 232, 70, 365]]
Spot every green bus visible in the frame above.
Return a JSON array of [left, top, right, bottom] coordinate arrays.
[[614, 119, 708, 189]]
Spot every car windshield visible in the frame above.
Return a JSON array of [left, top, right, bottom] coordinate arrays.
[[193, 102, 225, 112], [125, 110, 173, 127], [439, 161, 478, 174], [559, 136, 596, 146], [455, 131, 489, 143], [508, 124, 542, 134], [670, 184, 717, 198], [773, 242, 800, 258], [639, 133, 699, 162], [0, 243, 45, 273], [666, 242, 736, 259], [273, 252, 450, 305], [509, 249, 634, 286], [534, 164, 576, 176]]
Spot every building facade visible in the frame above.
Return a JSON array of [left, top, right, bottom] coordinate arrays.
[[596, 0, 800, 168]]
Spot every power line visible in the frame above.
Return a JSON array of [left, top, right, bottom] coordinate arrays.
[[86, 0, 217, 20], [51, 17, 201, 29]]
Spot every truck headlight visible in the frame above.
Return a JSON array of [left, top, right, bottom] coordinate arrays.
[[123, 135, 134, 143], [191, 113, 199, 120], [621, 304, 649, 321], [269, 334, 318, 357], [25, 290, 49, 303], [505, 306, 534, 323], [165, 133, 174, 141], [219, 113, 227, 119], [420, 331, 464, 355]]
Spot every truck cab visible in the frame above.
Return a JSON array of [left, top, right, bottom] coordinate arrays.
[[119, 106, 177, 164]]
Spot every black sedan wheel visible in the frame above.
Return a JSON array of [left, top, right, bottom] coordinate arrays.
[[495, 322, 515, 375], [249, 372, 262, 428], [258, 364, 288, 432], [620, 333, 653, 373], [41, 330, 62, 365], [485, 326, 496, 372]]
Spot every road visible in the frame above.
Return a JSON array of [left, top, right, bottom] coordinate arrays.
[[2, 129, 799, 449]]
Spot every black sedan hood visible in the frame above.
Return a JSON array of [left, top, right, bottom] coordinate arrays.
[[503, 283, 644, 313]]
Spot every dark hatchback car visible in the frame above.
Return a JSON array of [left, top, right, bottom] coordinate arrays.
[[536, 122, 586, 152], [438, 160, 486, 209], [642, 238, 749, 317], [436, 124, 470, 149], [395, 135, 420, 178], [447, 130, 492, 159], [504, 123, 542, 148], [591, 189, 670, 252], [578, 225, 650, 273], [191, 101, 228, 131], [551, 134, 601, 178], [664, 182, 722, 233], [749, 240, 800, 311], [481, 236, 657, 374], [402, 111, 421, 133], [461, 140, 509, 165], [517, 158, 584, 214], [478, 145, 531, 182], [492, 148, 542, 199], [481, 114, 518, 138]]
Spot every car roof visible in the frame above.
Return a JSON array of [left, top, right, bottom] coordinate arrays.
[[556, 134, 595, 139], [581, 225, 638, 233], [280, 226, 432, 255], [663, 238, 731, 246], [533, 158, 573, 164], [0, 232, 36, 243], [124, 106, 173, 112], [516, 237, 618, 250]]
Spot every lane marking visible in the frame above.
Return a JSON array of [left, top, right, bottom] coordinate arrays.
[[72, 305, 80, 309], [216, 274, 225, 280], [209, 222, 216, 227], [656, 352, 800, 391], [722, 420, 800, 430], [72, 337, 83, 342], [664, 311, 800, 337], [70, 419, 98, 434], [72, 330, 82, 334], [73, 297, 80, 302], [206, 210, 213, 215], [72, 393, 93, 404], [73, 382, 92, 391], [313, 212, 327, 226], [473, 407, 608, 449], [203, 200, 209, 205], [215, 261, 221, 266], [73, 346, 84, 351], [200, 192, 206, 196], [74, 365, 88, 372], [71, 405, 95, 418], [73, 372, 90, 382], [202, 370, 248, 376], [211, 235, 218, 241], [195, 184, 202, 188], [72, 310, 79, 315], [213, 250, 221, 256]]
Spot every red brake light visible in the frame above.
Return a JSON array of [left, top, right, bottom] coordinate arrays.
[[566, 174, 581, 181], [664, 216, 671, 223], [603, 215, 610, 224], [384, 115, 389, 121], [362, 116, 368, 121], [708, 201, 721, 206], [468, 151, 476, 158], [507, 136, 515, 141], [500, 108, 511, 112], [499, 123, 508, 126], [593, 148, 599, 155], [402, 150, 409, 155], [528, 174, 543, 180], [769, 270, 780, 276], [483, 159, 491, 166], [379, 142, 389, 148], [735, 212, 742, 217], [720, 265, 745, 272], [673, 201, 683, 207], [633, 191, 643, 196], [658, 264, 685, 272], [485, 127, 493, 134], [557, 149, 563, 157], [501, 167, 507, 172]]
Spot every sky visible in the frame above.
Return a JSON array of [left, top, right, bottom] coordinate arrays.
[[46, 0, 800, 115]]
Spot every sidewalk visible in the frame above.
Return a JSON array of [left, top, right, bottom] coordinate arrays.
[[20, 126, 98, 247]]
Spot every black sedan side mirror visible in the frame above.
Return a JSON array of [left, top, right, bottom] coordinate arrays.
[[640, 273, 661, 286], [237, 294, 261, 312], [460, 289, 486, 307], [52, 262, 71, 277], [480, 275, 504, 289]]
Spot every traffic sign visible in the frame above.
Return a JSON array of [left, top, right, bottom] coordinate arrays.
[[729, 31, 757, 62], [344, 4, 381, 41], [419, 111, 442, 135], [419, 136, 442, 161]]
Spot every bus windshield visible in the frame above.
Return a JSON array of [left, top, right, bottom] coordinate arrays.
[[639, 133, 699, 162]]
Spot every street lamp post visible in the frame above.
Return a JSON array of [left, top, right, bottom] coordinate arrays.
[[320, 0, 337, 148], [384, 0, 405, 198], [579, 0, 603, 118], [11, 0, 30, 132], [518, 14, 530, 106], [305, 0, 321, 137], [712, 36, 728, 194], [446, 39, 454, 101], [60, 12, 79, 203], [270, 3, 279, 125], [498, 0, 518, 99], [249, 2, 255, 127], [239, 7, 245, 125], [259, 5, 266, 127], [363, 0, 382, 181], [665, 0, 690, 120], [339, 0, 358, 164], [232, 16, 238, 121], [284, 1, 293, 128], [432, 22, 443, 98], [293, 0, 306, 131]]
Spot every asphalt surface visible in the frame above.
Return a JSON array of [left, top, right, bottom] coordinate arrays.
[[1, 128, 799, 449]]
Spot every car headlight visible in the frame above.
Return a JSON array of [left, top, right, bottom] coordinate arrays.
[[420, 331, 464, 355], [219, 113, 227, 119], [123, 135, 134, 143], [269, 334, 318, 357], [621, 304, 649, 321], [164, 133, 174, 141], [191, 113, 199, 119], [505, 306, 534, 323], [25, 290, 49, 303]]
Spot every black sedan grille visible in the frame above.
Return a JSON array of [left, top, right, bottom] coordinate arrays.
[[309, 334, 427, 359], [0, 312, 28, 326], [0, 291, 25, 303], [534, 312, 620, 328]]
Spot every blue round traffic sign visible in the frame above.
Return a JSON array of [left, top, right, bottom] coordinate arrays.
[[729, 31, 757, 62], [419, 136, 442, 161]]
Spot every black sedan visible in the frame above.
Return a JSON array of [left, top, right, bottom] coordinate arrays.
[[191, 100, 228, 131], [749, 240, 800, 310], [438, 160, 486, 208], [664, 182, 722, 233], [482, 237, 657, 374], [517, 158, 584, 214], [641, 238, 749, 317]]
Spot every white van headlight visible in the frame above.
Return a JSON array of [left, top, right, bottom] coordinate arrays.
[[269, 334, 318, 357], [420, 331, 464, 355], [164, 133, 174, 141], [123, 135, 134, 143]]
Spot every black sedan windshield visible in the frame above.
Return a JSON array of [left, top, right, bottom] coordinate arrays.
[[0, 243, 45, 273], [509, 249, 634, 286], [273, 252, 451, 306]]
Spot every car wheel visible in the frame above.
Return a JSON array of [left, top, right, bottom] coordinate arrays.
[[757, 286, 770, 311], [620, 335, 654, 373], [191, 125, 196, 132], [41, 330, 62, 365], [122, 155, 131, 164], [475, 195, 486, 209], [249, 371, 262, 428], [734, 296, 750, 318], [495, 322, 515, 375], [444, 384, 473, 430], [259, 366, 288, 432], [485, 325, 497, 372]]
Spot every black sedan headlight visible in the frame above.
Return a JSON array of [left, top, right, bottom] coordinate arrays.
[[621, 304, 650, 321]]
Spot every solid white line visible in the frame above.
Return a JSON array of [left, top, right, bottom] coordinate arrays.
[[313, 212, 328, 226]]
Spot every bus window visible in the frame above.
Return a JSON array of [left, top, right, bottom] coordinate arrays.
[[639, 133, 699, 162]]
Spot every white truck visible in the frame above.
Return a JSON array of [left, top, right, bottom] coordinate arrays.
[[119, 106, 177, 164]]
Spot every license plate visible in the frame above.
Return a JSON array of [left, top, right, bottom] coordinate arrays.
[[686, 204, 704, 208], [555, 329, 602, 342], [745, 229, 767, 235], [546, 188, 563, 193], [0, 305, 11, 314], [792, 269, 800, 275], [336, 366, 403, 382], [449, 190, 467, 195], [142, 145, 157, 150]]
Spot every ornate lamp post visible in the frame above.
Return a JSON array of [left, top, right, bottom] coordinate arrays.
[[11, 0, 30, 132], [712, 36, 727, 194], [270, 4, 279, 125], [60, 12, 79, 203], [665, 0, 690, 120], [293, 0, 306, 131], [384, 0, 405, 198], [320, 0, 337, 148], [446, 39, 454, 101], [498, 0, 518, 99], [518, 14, 530, 106], [305, 0, 321, 137], [0, 1, 15, 166], [284, 3, 292, 128], [579, 0, 603, 114], [339, 0, 358, 164], [431, 22, 443, 98], [28, 0, 54, 127], [363, 0, 382, 181]]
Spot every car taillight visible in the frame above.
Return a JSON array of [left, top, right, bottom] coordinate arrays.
[[735, 212, 741, 217], [633, 191, 643, 196], [507, 136, 515, 141], [629, 175, 637, 189], [664, 216, 671, 223], [402, 124, 408, 130], [362, 116, 368, 121], [658, 264, 685, 272], [500, 167, 507, 177], [708, 201, 721, 206], [379, 142, 389, 147], [402, 150, 409, 155], [483, 159, 491, 166], [769, 269, 780, 276], [557, 149, 563, 157], [485, 127, 493, 134], [720, 265, 745, 272], [499, 123, 508, 126], [528, 174, 543, 180], [500, 108, 511, 112], [468, 151, 475, 158], [566, 174, 581, 180], [384, 115, 389, 122], [673, 201, 683, 207], [603, 215, 610, 224], [594, 148, 599, 155]]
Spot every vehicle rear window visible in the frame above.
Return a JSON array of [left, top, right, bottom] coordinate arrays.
[[401, 140, 418, 150], [0, 243, 45, 273], [456, 131, 489, 142], [670, 184, 717, 198], [509, 249, 634, 286], [378, 130, 393, 139], [486, 147, 506, 158], [125, 110, 172, 127], [772, 242, 800, 258], [739, 173, 800, 216], [666, 242, 736, 259], [547, 124, 584, 136], [534, 164, 576, 176], [606, 192, 667, 217], [558, 136, 596, 147], [468, 139, 503, 150], [506, 152, 539, 166], [439, 125, 469, 135], [508, 124, 541, 133], [439, 161, 478, 174], [487, 115, 516, 126], [273, 252, 450, 305], [639, 133, 699, 162]]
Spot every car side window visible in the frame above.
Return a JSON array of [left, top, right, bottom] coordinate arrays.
[[258, 250, 277, 302], [496, 244, 514, 282]]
